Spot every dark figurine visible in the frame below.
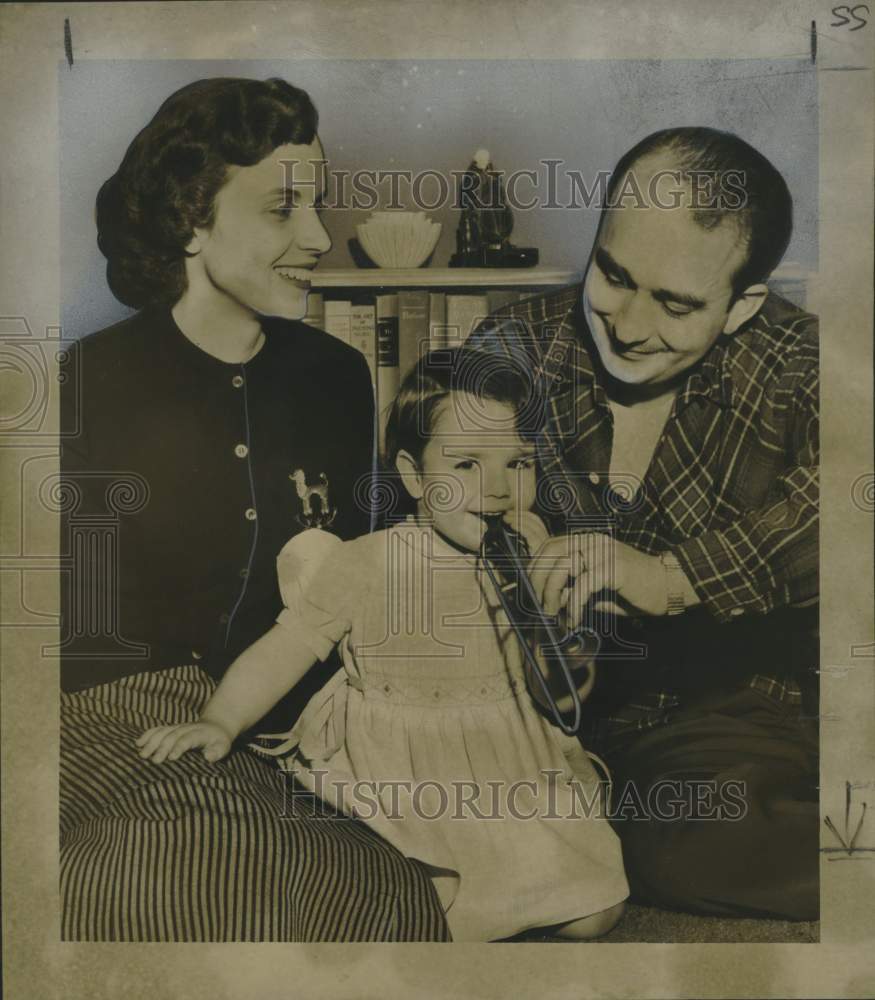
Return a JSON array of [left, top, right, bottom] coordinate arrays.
[[451, 148, 539, 268]]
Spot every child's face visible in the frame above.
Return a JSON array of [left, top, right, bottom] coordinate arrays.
[[399, 394, 538, 551]]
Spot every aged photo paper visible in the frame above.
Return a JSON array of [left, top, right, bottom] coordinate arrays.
[[0, 0, 872, 996]]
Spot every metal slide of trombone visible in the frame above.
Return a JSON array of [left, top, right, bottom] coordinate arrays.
[[479, 514, 595, 736]]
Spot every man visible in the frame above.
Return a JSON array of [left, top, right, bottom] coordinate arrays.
[[470, 127, 819, 920]]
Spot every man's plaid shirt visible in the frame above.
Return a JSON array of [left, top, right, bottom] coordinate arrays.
[[469, 284, 819, 746]]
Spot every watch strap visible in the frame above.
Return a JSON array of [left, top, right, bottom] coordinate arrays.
[[660, 551, 686, 616]]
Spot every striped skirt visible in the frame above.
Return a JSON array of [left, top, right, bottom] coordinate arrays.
[[60, 665, 450, 941]]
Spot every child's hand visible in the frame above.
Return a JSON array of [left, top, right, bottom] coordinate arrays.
[[136, 722, 232, 764]]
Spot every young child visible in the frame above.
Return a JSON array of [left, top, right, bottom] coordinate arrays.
[[138, 347, 629, 942]]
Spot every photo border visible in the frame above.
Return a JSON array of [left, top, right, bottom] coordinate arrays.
[[1, 2, 872, 997]]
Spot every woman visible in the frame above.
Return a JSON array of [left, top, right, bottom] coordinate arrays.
[[59, 76, 449, 941]]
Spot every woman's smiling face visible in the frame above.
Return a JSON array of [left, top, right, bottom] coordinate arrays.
[[186, 139, 331, 321]]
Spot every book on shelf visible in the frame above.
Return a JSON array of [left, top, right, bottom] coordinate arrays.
[[322, 299, 352, 345], [428, 292, 447, 351], [375, 294, 399, 457], [398, 289, 430, 383], [486, 289, 522, 313], [445, 294, 490, 348], [303, 292, 324, 330], [349, 302, 377, 388]]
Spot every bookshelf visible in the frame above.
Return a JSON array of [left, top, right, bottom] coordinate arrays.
[[310, 267, 581, 290], [310, 262, 811, 296]]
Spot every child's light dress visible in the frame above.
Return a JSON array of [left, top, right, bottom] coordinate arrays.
[[262, 519, 629, 941]]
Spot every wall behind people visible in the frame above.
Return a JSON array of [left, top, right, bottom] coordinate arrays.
[[60, 59, 818, 338]]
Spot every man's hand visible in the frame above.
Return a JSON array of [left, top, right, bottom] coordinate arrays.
[[528, 532, 679, 628], [136, 721, 233, 764]]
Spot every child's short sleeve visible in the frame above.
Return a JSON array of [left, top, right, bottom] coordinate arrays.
[[276, 530, 364, 661]]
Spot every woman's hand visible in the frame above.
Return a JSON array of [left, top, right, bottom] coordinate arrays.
[[136, 721, 233, 764]]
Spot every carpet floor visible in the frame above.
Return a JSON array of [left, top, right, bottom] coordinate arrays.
[[517, 904, 819, 944]]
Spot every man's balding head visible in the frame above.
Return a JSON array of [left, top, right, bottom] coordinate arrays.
[[581, 129, 792, 393], [603, 127, 793, 299]]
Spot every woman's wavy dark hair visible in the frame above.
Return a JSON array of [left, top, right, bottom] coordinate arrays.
[[96, 77, 318, 308]]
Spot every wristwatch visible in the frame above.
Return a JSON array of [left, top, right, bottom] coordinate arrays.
[[659, 551, 687, 616]]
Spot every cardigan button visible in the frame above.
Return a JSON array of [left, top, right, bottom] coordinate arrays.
[[234, 444, 249, 458], [218, 612, 230, 625], [244, 507, 257, 521], [232, 375, 244, 388], [588, 472, 600, 485]]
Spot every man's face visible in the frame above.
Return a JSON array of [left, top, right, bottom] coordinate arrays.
[[582, 191, 750, 389], [191, 139, 331, 321]]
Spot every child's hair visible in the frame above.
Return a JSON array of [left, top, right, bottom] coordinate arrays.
[[384, 345, 543, 469]]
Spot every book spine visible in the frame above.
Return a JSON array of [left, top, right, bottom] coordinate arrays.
[[303, 292, 325, 330], [428, 292, 447, 351], [349, 301, 377, 390], [397, 290, 430, 383], [375, 294, 399, 458], [444, 296, 463, 349], [322, 300, 352, 345], [486, 290, 522, 313], [445, 294, 490, 348]]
